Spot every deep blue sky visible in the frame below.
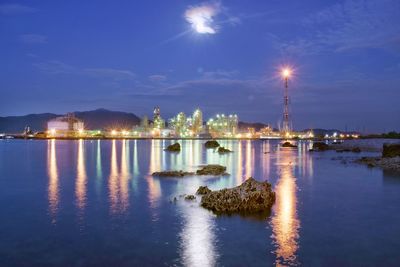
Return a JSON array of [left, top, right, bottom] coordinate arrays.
[[1, 0, 399, 132]]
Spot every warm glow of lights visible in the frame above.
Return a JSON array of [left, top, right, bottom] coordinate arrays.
[[47, 139, 59, 221], [76, 139, 87, 211], [111, 130, 117, 136], [271, 150, 300, 265], [49, 129, 56, 135], [282, 68, 291, 78]]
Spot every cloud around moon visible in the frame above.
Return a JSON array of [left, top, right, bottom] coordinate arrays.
[[184, 3, 220, 34]]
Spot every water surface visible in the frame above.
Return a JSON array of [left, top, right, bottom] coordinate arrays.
[[0, 139, 399, 266]]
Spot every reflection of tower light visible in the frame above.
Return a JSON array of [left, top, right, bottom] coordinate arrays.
[[180, 207, 218, 267], [109, 140, 119, 213], [271, 150, 300, 266], [47, 139, 59, 221], [76, 139, 87, 210]]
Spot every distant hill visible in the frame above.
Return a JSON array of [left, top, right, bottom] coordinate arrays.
[[302, 128, 343, 136], [0, 109, 141, 133]]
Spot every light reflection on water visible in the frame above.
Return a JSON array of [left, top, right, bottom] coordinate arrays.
[[271, 146, 300, 266], [31, 139, 400, 266], [76, 139, 87, 213], [47, 139, 59, 222]]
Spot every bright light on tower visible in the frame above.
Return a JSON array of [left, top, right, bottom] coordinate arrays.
[[282, 68, 291, 78]]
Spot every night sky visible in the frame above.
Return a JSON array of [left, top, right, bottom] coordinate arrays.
[[1, 0, 399, 132]]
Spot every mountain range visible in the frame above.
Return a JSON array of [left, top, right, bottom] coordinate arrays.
[[0, 109, 141, 133], [0, 108, 342, 135]]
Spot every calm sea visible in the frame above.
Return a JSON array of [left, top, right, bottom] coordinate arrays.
[[0, 139, 399, 266]]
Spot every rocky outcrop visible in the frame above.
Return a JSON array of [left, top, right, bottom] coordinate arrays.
[[282, 142, 297, 148], [311, 142, 330, 151], [382, 143, 400, 158], [153, 164, 229, 177], [199, 177, 275, 214], [196, 164, 228, 176], [218, 146, 232, 153], [152, 170, 194, 177], [205, 140, 220, 148], [196, 186, 212, 195], [356, 156, 400, 172], [165, 142, 181, 152]]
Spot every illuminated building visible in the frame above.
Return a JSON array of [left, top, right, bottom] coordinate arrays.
[[206, 113, 238, 137], [153, 107, 165, 129], [191, 108, 203, 135], [47, 113, 84, 137], [169, 112, 188, 137]]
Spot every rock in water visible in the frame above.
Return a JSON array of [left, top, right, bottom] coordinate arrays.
[[196, 186, 211, 195], [165, 142, 181, 152], [382, 143, 400, 158], [282, 142, 297, 148], [200, 177, 275, 214], [312, 142, 330, 151], [205, 140, 220, 148], [184, 195, 196, 201], [218, 146, 232, 153], [196, 165, 228, 175], [152, 170, 194, 177]]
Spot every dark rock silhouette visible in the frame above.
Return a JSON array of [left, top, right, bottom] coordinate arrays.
[[165, 142, 181, 152], [383, 143, 400, 158], [205, 140, 220, 148]]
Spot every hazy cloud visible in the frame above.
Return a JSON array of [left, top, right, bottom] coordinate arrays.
[[33, 60, 135, 80], [185, 2, 220, 34], [83, 68, 135, 80], [148, 74, 167, 82], [19, 34, 47, 44], [276, 0, 400, 56], [0, 4, 37, 15]]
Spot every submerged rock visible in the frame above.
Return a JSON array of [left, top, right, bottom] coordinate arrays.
[[200, 177, 275, 214], [153, 164, 228, 177], [282, 142, 297, 148], [312, 142, 330, 151], [356, 156, 400, 172], [196, 164, 228, 176], [218, 146, 232, 153], [382, 143, 400, 158], [152, 170, 194, 177], [352, 147, 361, 153], [196, 186, 212, 195], [165, 142, 181, 152], [184, 194, 196, 201], [205, 140, 220, 148]]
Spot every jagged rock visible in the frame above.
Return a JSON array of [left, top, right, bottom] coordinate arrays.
[[196, 186, 212, 195], [184, 195, 196, 201], [356, 156, 400, 172], [165, 142, 181, 152], [218, 146, 232, 153], [196, 165, 228, 176], [205, 140, 220, 148], [312, 142, 330, 151], [282, 142, 297, 148], [152, 170, 194, 177], [200, 177, 275, 214], [382, 143, 400, 158]]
